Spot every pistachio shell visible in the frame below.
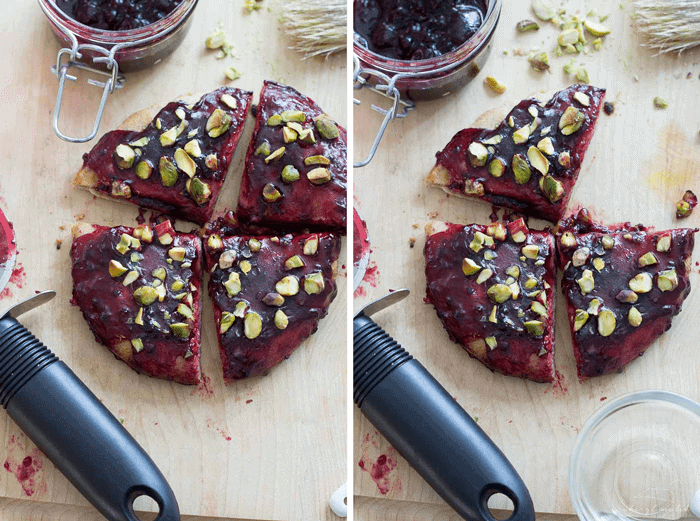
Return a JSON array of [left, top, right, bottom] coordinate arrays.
[[517, 19, 540, 32]]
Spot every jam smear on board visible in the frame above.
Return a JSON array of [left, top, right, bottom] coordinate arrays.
[[354, 0, 486, 60]]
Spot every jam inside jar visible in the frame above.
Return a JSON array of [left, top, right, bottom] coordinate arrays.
[[55, 0, 185, 32], [353, 0, 501, 101]]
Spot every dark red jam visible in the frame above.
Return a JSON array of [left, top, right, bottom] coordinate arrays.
[[56, 0, 184, 31], [354, 0, 487, 60]]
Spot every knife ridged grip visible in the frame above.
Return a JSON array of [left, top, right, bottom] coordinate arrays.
[[0, 317, 57, 408], [353, 314, 412, 407]]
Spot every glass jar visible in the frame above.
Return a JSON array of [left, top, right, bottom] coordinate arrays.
[[38, 0, 199, 141], [353, 0, 501, 101]]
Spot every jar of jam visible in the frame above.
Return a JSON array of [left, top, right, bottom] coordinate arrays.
[[38, 0, 199, 142]]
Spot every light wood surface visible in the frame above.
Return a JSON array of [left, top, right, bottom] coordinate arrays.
[[353, 0, 700, 516], [0, 1, 347, 520]]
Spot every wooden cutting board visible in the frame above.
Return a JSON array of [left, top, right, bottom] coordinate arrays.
[[0, 1, 347, 520], [353, 0, 700, 515]]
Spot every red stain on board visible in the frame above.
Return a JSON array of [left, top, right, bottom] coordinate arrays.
[[0, 263, 26, 300], [205, 418, 232, 441], [191, 373, 214, 398], [600, 396, 608, 402], [3, 435, 47, 497], [544, 370, 569, 396], [358, 431, 402, 495], [245, 399, 253, 404], [354, 262, 380, 298]]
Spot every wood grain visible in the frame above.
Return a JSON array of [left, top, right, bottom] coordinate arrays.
[[353, 0, 700, 515], [0, 0, 347, 520]]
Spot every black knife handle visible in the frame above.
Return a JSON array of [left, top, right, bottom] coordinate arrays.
[[0, 316, 180, 521], [354, 314, 535, 521]]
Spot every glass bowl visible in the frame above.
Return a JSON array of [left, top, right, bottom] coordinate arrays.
[[570, 390, 700, 521]]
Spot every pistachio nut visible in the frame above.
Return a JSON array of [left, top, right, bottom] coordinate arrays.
[[169, 323, 189, 339], [220, 312, 235, 334], [313, 114, 339, 140], [134, 307, 144, 326], [233, 301, 248, 318], [114, 144, 135, 170], [537, 137, 555, 156], [531, 301, 548, 316], [601, 235, 614, 250], [206, 109, 232, 138], [262, 183, 283, 203], [573, 92, 591, 107], [524, 320, 544, 336], [207, 234, 224, 250], [188, 178, 211, 205], [597, 309, 616, 337], [128, 137, 149, 148], [484, 250, 497, 261], [132, 224, 152, 243], [267, 114, 283, 126], [484, 76, 507, 94], [263, 292, 285, 306], [508, 218, 528, 243], [255, 141, 271, 157], [168, 247, 187, 262], [304, 155, 331, 166], [160, 126, 178, 147], [174, 148, 197, 178], [136, 160, 153, 180], [486, 222, 507, 241], [299, 128, 316, 144], [577, 269, 595, 294], [532, 0, 555, 20], [657, 268, 678, 292], [558, 28, 579, 46], [302, 236, 319, 256], [115, 233, 132, 254], [307, 168, 332, 185], [559, 106, 585, 135], [524, 277, 538, 290], [529, 52, 550, 72], [656, 235, 672, 253], [177, 303, 194, 321], [638, 252, 658, 267], [512, 154, 531, 184], [485, 336, 498, 350], [558, 150, 572, 168], [184, 139, 202, 158], [517, 19, 540, 32], [587, 298, 602, 315], [133, 286, 158, 306], [219, 250, 236, 269], [512, 125, 531, 144], [205, 154, 218, 170], [111, 180, 131, 199], [269, 309, 288, 330], [304, 272, 325, 294], [560, 231, 576, 248], [574, 309, 589, 331], [248, 238, 262, 252], [171, 279, 184, 291], [522, 244, 539, 259], [572, 247, 590, 267], [276, 275, 299, 296], [462, 257, 481, 276], [224, 272, 242, 296], [527, 146, 549, 175], [220, 93, 237, 109], [476, 268, 494, 284], [464, 179, 484, 196], [592, 257, 605, 272], [542, 175, 564, 203], [506, 265, 520, 278], [488, 158, 506, 178], [508, 282, 520, 299], [239, 260, 252, 274], [285, 255, 305, 270], [488, 305, 497, 323], [676, 200, 691, 218], [131, 338, 144, 352], [109, 260, 128, 277], [159, 157, 179, 187], [482, 135, 502, 146], [628, 272, 653, 293], [653, 96, 668, 109], [282, 127, 298, 143], [468, 142, 489, 167], [487, 284, 512, 303], [470, 231, 492, 253]]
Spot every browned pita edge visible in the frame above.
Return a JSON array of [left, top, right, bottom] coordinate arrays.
[[425, 89, 558, 195], [72, 93, 201, 198]]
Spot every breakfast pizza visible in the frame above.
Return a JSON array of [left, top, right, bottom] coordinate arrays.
[[71, 220, 203, 385], [426, 84, 605, 223], [425, 218, 556, 383], [73, 87, 253, 225], [203, 219, 341, 382], [236, 81, 347, 232], [556, 209, 695, 379]]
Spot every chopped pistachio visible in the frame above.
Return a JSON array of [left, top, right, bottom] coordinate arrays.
[[122, 270, 139, 286], [592, 257, 605, 272], [109, 260, 128, 277], [114, 144, 135, 170], [529, 52, 550, 71], [527, 146, 549, 175], [115, 233, 132, 255], [517, 19, 540, 31], [177, 303, 194, 320], [522, 244, 539, 259], [488, 305, 498, 323], [470, 231, 492, 253], [512, 126, 531, 144], [135, 161, 153, 180], [155, 284, 166, 302], [597, 309, 616, 336], [188, 178, 211, 205], [560, 232, 576, 248], [170, 323, 190, 338], [506, 266, 520, 279], [151, 267, 166, 281], [263, 292, 285, 306], [299, 128, 316, 144], [575, 67, 590, 84], [653, 96, 668, 109], [487, 284, 512, 303], [488, 158, 506, 178], [656, 235, 671, 252], [168, 247, 186, 262], [220, 312, 235, 334], [255, 141, 271, 157], [616, 289, 638, 303], [221, 93, 237, 109], [282, 126, 297, 143], [134, 307, 145, 326], [486, 222, 507, 241], [131, 338, 144, 352], [307, 168, 332, 185], [159, 157, 178, 187], [573, 92, 591, 107], [484, 76, 507, 94], [174, 148, 196, 178], [572, 247, 590, 267], [267, 114, 283, 126], [467, 142, 489, 167], [160, 126, 178, 147], [171, 279, 185, 292], [184, 139, 202, 158], [462, 257, 481, 276], [508, 282, 520, 299], [541, 175, 564, 203], [205, 29, 226, 49], [224, 272, 242, 296], [476, 268, 494, 284], [601, 235, 615, 250], [285, 255, 305, 270], [577, 269, 595, 294], [628, 307, 643, 327], [629, 272, 653, 293], [302, 236, 319, 256], [638, 252, 658, 267], [512, 154, 532, 184], [482, 135, 503, 146], [314, 114, 339, 139], [249, 238, 262, 252], [587, 298, 602, 315], [524, 320, 544, 336], [206, 109, 232, 138], [532, 0, 555, 20], [304, 272, 325, 294], [233, 301, 248, 318], [657, 269, 678, 291], [574, 309, 589, 331], [205, 154, 218, 170], [262, 183, 283, 203], [280, 110, 305, 123], [304, 155, 331, 166], [276, 275, 299, 296], [464, 179, 485, 196], [484, 250, 497, 261], [208, 234, 224, 250], [524, 277, 538, 290], [583, 19, 610, 36], [531, 301, 548, 317], [558, 150, 572, 168], [219, 250, 237, 269], [559, 106, 585, 135], [484, 336, 498, 350], [133, 286, 158, 306], [537, 137, 555, 156]]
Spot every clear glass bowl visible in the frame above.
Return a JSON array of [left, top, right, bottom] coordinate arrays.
[[570, 391, 700, 521]]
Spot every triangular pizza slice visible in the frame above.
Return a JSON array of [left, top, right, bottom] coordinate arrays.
[[427, 84, 605, 223], [203, 221, 341, 382], [556, 209, 695, 379], [425, 218, 557, 383], [236, 81, 347, 232], [71, 220, 203, 385], [74, 87, 253, 225]]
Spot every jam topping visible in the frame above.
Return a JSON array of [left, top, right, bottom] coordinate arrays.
[[70, 221, 202, 385], [81, 87, 252, 225], [354, 0, 486, 60], [56, 0, 184, 31], [430, 85, 605, 223], [204, 228, 341, 382], [557, 209, 696, 379], [236, 81, 347, 233], [425, 219, 556, 383]]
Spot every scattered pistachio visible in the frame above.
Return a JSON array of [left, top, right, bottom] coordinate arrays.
[[276, 275, 299, 296], [628, 307, 643, 327], [282, 126, 297, 143], [274, 310, 289, 330], [314, 114, 339, 140], [532, 301, 548, 316], [462, 258, 481, 276], [205, 154, 218, 170], [656, 235, 671, 252], [522, 244, 539, 259], [133, 286, 158, 306], [304, 272, 325, 294], [537, 137, 555, 156], [573, 92, 590, 107], [220, 312, 235, 334], [115, 233, 133, 255], [177, 303, 194, 321], [488, 305, 498, 323], [657, 268, 678, 291], [575, 67, 590, 84], [242, 311, 262, 339], [601, 235, 615, 250], [506, 266, 520, 278], [527, 146, 549, 175], [615, 289, 638, 303], [136, 161, 153, 180], [468, 142, 489, 167], [676, 190, 697, 218], [224, 272, 242, 296], [122, 270, 138, 286], [574, 309, 589, 331], [512, 126, 531, 144], [470, 231, 493, 253], [280, 165, 300, 183], [583, 19, 610, 36], [577, 269, 595, 294], [532, 0, 555, 20], [524, 277, 538, 290], [233, 302, 248, 318], [239, 260, 252, 274], [559, 106, 585, 135], [299, 128, 316, 144], [262, 183, 283, 203], [638, 252, 658, 267], [524, 320, 544, 336], [560, 232, 576, 248], [512, 154, 532, 184], [304, 155, 331, 166], [488, 158, 506, 178], [263, 292, 285, 306], [558, 150, 572, 168], [572, 247, 590, 267], [168, 247, 187, 262], [159, 157, 179, 187], [307, 168, 332, 185], [208, 234, 224, 251], [267, 114, 283, 126], [476, 268, 494, 284], [587, 298, 602, 315], [130, 338, 144, 352], [653, 96, 668, 109], [485, 336, 498, 350], [174, 148, 197, 178], [160, 126, 178, 147], [188, 178, 211, 205], [464, 179, 485, 196], [517, 19, 540, 32], [542, 175, 564, 203], [206, 109, 232, 138], [593, 257, 605, 272], [114, 144, 135, 170], [484, 76, 507, 94], [111, 180, 131, 198], [285, 255, 305, 270], [487, 284, 512, 303], [220, 94, 237, 109], [508, 218, 528, 243], [184, 139, 202, 158], [486, 222, 507, 241], [265, 147, 286, 164], [255, 141, 271, 157], [303, 236, 319, 256], [558, 29, 579, 46], [597, 309, 616, 336], [249, 238, 262, 252], [169, 323, 190, 339], [224, 67, 241, 81], [628, 272, 653, 293], [206, 29, 226, 49], [509, 282, 520, 299], [171, 279, 184, 292], [529, 51, 550, 72], [109, 260, 128, 277]]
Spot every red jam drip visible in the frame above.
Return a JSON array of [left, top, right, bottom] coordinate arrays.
[[354, 0, 486, 60], [237, 81, 347, 233], [205, 231, 340, 382], [71, 223, 202, 385], [56, 0, 184, 31], [82, 87, 252, 225], [557, 210, 696, 378], [425, 222, 556, 383], [435, 85, 605, 223]]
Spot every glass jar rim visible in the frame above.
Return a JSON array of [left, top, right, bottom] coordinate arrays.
[[353, 0, 501, 77], [39, 0, 198, 48]]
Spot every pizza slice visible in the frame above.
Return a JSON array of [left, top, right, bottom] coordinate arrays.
[[73, 87, 253, 225], [425, 218, 556, 383], [426, 84, 605, 223], [203, 226, 341, 382], [236, 81, 347, 232], [556, 209, 695, 379], [71, 220, 202, 385]]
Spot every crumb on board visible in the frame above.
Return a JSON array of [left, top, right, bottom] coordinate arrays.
[[412, 223, 419, 229], [55, 239, 63, 250], [59, 225, 66, 231], [427, 211, 438, 219], [75, 214, 85, 221], [603, 101, 614, 115], [409, 237, 416, 248]]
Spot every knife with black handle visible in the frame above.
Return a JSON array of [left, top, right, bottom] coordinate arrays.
[[0, 291, 179, 521]]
